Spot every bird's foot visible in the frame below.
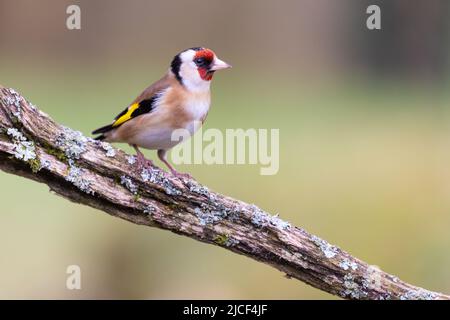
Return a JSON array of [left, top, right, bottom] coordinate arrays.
[[170, 169, 193, 180], [136, 153, 154, 170]]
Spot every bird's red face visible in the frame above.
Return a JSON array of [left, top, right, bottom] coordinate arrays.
[[171, 47, 231, 91], [194, 49, 216, 81], [193, 48, 232, 81]]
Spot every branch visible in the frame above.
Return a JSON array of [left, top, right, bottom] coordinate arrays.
[[0, 85, 447, 300]]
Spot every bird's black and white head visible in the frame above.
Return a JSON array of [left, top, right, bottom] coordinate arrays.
[[170, 47, 231, 92]]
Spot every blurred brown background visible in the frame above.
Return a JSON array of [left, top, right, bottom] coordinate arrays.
[[1, 0, 450, 299]]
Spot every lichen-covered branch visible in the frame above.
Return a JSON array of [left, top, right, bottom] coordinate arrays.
[[0, 85, 448, 300]]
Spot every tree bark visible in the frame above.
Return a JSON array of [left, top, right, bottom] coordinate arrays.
[[0, 85, 448, 300]]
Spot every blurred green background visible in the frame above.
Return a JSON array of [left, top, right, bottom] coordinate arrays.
[[1, 0, 450, 299]]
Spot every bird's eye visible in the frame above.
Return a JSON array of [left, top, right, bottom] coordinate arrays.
[[195, 58, 205, 65]]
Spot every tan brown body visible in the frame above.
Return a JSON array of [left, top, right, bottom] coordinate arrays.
[[92, 47, 230, 176], [105, 72, 210, 150]]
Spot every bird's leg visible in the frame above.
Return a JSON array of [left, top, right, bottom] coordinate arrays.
[[131, 144, 154, 169], [157, 149, 192, 179]]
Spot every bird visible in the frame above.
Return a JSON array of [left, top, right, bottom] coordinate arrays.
[[92, 47, 231, 177]]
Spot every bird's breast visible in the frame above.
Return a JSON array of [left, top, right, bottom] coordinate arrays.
[[163, 88, 211, 135], [182, 92, 211, 123]]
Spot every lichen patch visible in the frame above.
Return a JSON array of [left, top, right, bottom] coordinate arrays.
[[3, 89, 23, 120], [340, 258, 358, 271], [249, 205, 291, 231], [7, 128, 38, 164], [65, 160, 94, 195], [56, 126, 88, 159], [101, 141, 116, 157], [140, 167, 181, 196], [127, 155, 136, 165], [311, 235, 338, 259], [341, 274, 368, 299], [120, 175, 138, 194]]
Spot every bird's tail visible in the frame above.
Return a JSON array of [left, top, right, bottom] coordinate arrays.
[[94, 134, 106, 141], [92, 124, 114, 141]]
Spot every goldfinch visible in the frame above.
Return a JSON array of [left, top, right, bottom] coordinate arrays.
[[92, 47, 231, 177]]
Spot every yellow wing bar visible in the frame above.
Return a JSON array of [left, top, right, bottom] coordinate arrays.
[[112, 102, 140, 127]]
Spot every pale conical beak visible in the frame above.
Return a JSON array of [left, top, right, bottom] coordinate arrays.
[[210, 57, 232, 71]]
